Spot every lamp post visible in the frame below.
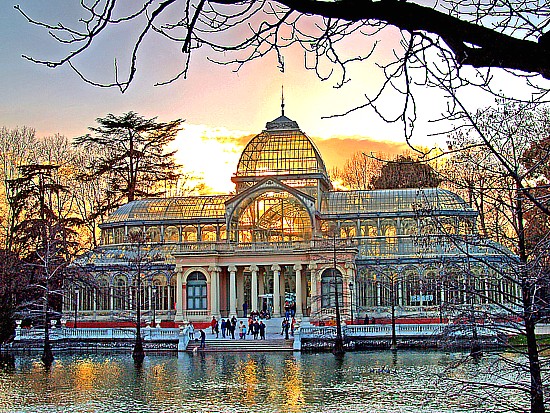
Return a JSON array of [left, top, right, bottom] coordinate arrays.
[[74, 286, 79, 329], [331, 234, 345, 356], [152, 285, 158, 328], [390, 275, 397, 350], [349, 282, 354, 325]]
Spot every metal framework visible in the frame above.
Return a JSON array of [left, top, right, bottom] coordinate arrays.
[[69, 111, 516, 325]]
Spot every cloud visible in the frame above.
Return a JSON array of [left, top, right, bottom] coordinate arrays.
[[312, 136, 409, 170], [173, 124, 410, 194]]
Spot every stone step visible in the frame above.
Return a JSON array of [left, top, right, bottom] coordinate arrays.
[[187, 339, 293, 352]]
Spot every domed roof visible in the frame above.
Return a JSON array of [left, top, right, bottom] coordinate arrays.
[[322, 188, 477, 216], [234, 114, 329, 179], [101, 195, 232, 226]]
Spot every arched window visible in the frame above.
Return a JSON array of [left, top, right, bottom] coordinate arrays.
[[103, 229, 114, 245], [201, 225, 217, 242], [219, 225, 227, 241], [164, 226, 179, 242], [232, 191, 312, 243], [187, 271, 207, 310], [114, 227, 125, 244], [151, 275, 166, 311], [321, 268, 343, 308], [340, 221, 357, 238], [97, 277, 110, 311], [182, 225, 198, 242], [113, 275, 128, 310], [361, 220, 378, 237], [400, 218, 418, 236], [146, 226, 161, 242]]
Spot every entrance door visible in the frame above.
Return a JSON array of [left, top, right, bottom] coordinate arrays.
[[258, 294, 273, 317]]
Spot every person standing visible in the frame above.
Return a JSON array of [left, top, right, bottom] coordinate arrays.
[[253, 320, 259, 340], [211, 316, 217, 334], [284, 319, 290, 340], [220, 319, 227, 338], [281, 318, 287, 335], [230, 317, 236, 339], [199, 329, 206, 349], [259, 321, 266, 340], [239, 321, 246, 339], [291, 317, 296, 337]]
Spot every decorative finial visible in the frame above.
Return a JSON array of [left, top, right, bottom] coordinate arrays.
[[281, 85, 285, 117]]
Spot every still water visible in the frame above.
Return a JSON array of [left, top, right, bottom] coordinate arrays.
[[0, 351, 519, 413]]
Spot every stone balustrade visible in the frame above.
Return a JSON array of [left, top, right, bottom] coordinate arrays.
[[14, 325, 183, 342]]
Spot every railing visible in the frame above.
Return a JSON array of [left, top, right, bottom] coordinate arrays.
[[14, 327, 181, 342], [300, 324, 445, 339], [183, 310, 209, 318], [172, 236, 507, 261], [299, 323, 502, 339], [176, 239, 357, 254]]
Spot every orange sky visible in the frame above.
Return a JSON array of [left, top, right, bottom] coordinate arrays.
[[172, 124, 408, 194]]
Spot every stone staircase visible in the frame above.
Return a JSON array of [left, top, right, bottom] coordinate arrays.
[[186, 338, 294, 352], [185, 317, 301, 352]]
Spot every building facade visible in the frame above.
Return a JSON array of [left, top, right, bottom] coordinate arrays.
[[67, 112, 517, 326]]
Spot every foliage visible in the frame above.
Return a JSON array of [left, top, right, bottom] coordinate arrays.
[[74, 112, 183, 216], [331, 152, 381, 190], [440, 102, 550, 413], [371, 154, 441, 190]]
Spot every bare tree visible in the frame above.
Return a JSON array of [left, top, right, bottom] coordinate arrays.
[[0, 127, 36, 252], [14, 1, 550, 143], [435, 102, 550, 413], [7, 164, 81, 365], [331, 151, 382, 190]]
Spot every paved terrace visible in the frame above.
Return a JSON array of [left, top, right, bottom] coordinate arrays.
[[7, 317, 525, 352]]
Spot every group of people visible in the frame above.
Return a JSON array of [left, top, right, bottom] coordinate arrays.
[[208, 316, 267, 340], [284, 300, 297, 320], [280, 316, 296, 339]]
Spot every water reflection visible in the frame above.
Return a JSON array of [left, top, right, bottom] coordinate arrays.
[[0, 351, 524, 413]]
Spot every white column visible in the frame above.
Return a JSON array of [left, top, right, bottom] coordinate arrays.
[[272, 264, 281, 317], [309, 263, 318, 317], [208, 265, 221, 318], [148, 285, 153, 315], [294, 263, 303, 318], [250, 265, 259, 313], [110, 286, 114, 313], [229, 265, 237, 317], [175, 266, 184, 322], [346, 262, 355, 320]]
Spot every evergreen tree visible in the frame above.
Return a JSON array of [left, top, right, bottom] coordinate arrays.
[[74, 112, 183, 216]]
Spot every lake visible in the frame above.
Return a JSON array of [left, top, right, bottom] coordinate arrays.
[[0, 350, 524, 412]]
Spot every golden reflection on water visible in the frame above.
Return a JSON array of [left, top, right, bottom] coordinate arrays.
[[282, 359, 305, 412], [235, 357, 259, 405], [233, 355, 304, 410], [73, 358, 121, 391], [148, 360, 181, 402], [0, 351, 523, 413]]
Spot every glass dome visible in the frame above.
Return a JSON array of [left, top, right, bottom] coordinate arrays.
[[234, 115, 329, 180]]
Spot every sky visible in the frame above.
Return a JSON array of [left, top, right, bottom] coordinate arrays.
[[0, 1, 500, 194]]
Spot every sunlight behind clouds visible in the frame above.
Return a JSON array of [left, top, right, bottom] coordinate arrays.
[[171, 124, 251, 194]]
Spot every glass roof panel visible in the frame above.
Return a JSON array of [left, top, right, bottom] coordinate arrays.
[[322, 188, 475, 215], [235, 118, 328, 178], [103, 195, 232, 224]]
